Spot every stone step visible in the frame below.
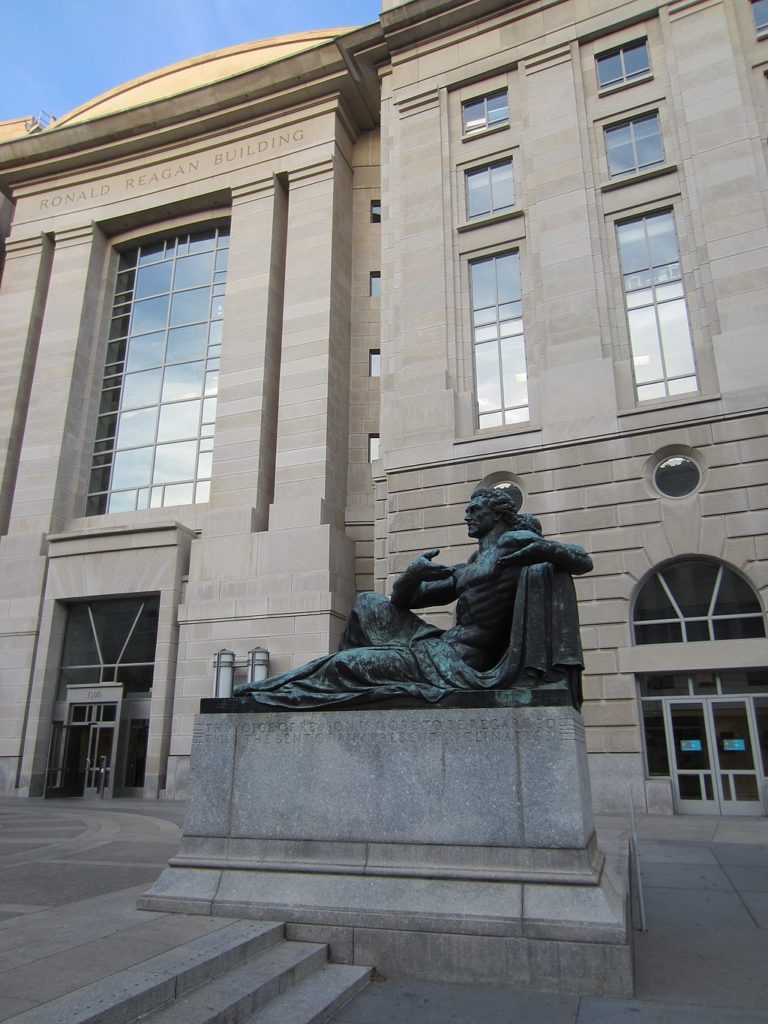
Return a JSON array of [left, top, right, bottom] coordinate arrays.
[[141, 938, 330, 1023], [7, 919, 285, 1024], [241, 963, 372, 1024]]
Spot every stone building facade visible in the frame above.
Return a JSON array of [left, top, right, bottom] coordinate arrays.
[[0, 0, 767, 815]]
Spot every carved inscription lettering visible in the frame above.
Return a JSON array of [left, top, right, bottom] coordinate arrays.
[[194, 719, 229, 742], [39, 185, 111, 209], [237, 717, 515, 746], [38, 127, 307, 211], [525, 715, 584, 745], [213, 128, 304, 164], [124, 161, 199, 190]]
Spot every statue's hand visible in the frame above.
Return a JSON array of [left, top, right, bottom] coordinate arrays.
[[408, 548, 454, 582]]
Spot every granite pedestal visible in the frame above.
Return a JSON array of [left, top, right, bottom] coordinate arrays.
[[140, 704, 633, 996]]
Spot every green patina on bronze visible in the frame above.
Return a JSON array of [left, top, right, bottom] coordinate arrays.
[[234, 488, 592, 711]]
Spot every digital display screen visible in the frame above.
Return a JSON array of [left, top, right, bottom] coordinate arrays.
[[680, 739, 702, 752], [722, 739, 746, 752]]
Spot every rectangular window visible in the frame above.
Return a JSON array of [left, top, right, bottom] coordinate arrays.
[[470, 252, 528, 428], [369, 350, 381, 377], [605, 113, 664, 178], [58, 596, 159, 697], [753, 0, 768, 32], [369, 271, 381, 297], [462, 90, 509, 135], [617, 210, 697, 402], [87, 226, 228, 514], [368, 434, 380, 461], [370, 200, 381, 223], [466, 160, 515, 219], [596, 40, 651, 90]]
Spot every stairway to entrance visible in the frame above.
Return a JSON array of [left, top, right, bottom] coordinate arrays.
[[6, 919, 371, 1024]]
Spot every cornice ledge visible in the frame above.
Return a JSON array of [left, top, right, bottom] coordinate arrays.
[[381, 0, 531, 52]]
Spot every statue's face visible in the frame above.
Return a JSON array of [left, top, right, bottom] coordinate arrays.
[[464, 499, 498, 539]]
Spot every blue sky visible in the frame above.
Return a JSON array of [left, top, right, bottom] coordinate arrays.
[[3, 0, 382, 123]]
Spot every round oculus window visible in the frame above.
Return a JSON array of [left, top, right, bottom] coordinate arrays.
[[654, 456, 700, 498]]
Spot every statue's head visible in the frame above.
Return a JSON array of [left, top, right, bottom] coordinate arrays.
[[468, 486, 519, 527], [515, 511, 543, 536]]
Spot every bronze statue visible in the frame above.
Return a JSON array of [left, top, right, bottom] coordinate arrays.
[[234, 487, 592, 709]]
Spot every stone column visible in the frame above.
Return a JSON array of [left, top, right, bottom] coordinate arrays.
[[269, 156, 353, 531], [0, 232, 54, 536], [175, 180, 291, 778], [143, 530, 193, 799], [7, 223, 108, 536], [380, 86, 456, 468], [0, 223, 108, 794], [207, 177, 288, 531]]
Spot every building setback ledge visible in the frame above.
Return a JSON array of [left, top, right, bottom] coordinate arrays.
[[47, 520, 194, 556]]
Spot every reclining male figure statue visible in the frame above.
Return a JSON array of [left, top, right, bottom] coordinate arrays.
[[234, 487, 592, 709]]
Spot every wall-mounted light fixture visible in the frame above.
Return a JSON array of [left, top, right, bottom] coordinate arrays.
[[212, 647, 270, 697], [213, 649, 235, 698], [248, 647, 270, 685]]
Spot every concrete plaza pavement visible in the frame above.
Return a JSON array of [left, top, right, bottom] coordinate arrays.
[[0, 797, 766, 1023]]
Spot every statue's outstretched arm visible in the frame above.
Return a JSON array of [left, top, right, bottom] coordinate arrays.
[[391, 548, 458, 609], [498, 535, 593, 576]]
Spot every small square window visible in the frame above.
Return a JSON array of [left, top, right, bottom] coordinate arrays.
[[370, 200, 381, 223], [466, 159, 515, 219], [596, 40, 651, 90], [369, 350, 381, 376], [369, 272, 381, 297], [605, 113, 664, 178], [368, 434, 380, 461], [462, 90, 509, 135], [753, 0, 768, 32]]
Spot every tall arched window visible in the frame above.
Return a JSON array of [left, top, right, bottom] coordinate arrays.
[[633, 559, 766, 644]]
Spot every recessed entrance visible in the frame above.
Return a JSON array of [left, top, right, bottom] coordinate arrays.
[[45, 685, 153, 798], [640, 673, 768, 815], [45, 686, 122, 797]]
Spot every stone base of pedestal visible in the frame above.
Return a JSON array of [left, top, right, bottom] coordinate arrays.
[[140, 706, 633, 996]]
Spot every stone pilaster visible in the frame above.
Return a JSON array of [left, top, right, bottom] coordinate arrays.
[[208, 177, 288, 530], [0, 222, 107, 794], [7, 223, 108, 535], [0, 232, 54, 535], [269, 155, 354, 531]]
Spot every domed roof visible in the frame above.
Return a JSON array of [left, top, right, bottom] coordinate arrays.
[[0, 117, 31, 142], [54, 29, 355, 128]]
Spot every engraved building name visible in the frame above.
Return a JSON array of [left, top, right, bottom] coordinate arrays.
[[38, 128, 306, 210]]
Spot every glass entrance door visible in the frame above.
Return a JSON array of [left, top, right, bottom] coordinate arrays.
[[83, 721, 115, 796], [711, 701, 761, 813], [123, 717, 149, 791], [69, 702, 117, 797], [45, 722, 90, 796], [668, 699, 763, 815], [669, 702, 717, 812]]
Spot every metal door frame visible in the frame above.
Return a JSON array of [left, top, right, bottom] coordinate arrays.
[[663, 696, 764, 815], [55, 684, 123, 798]]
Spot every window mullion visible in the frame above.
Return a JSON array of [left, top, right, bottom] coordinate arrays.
[[115, 600, 145, 672], [87, 604, 105, 668], [658, 572, 685, 625]]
